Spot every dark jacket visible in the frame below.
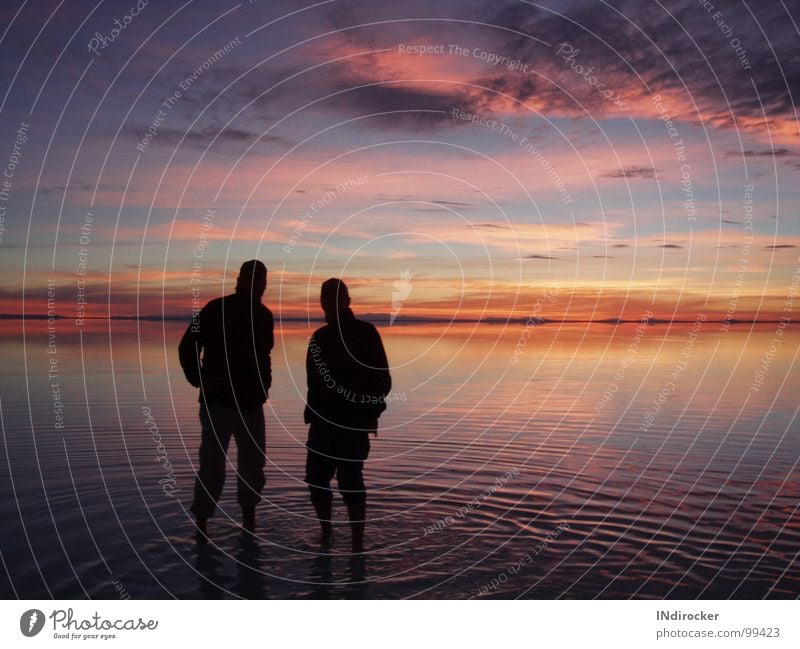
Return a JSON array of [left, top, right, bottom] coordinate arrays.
[[304, 308, 391, 429], [178, 292, 274, 408]]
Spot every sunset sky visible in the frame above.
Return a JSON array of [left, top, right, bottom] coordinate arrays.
[[1, 0, 798, 321]]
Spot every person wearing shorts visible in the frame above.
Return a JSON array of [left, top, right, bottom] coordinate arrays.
[[303, 278, 391, 553]]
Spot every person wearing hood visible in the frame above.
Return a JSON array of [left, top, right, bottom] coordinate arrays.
[[304, 278, 392, 553], [178, 260, 273, 539]]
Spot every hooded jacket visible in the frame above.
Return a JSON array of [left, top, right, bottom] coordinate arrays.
[[179, 292, 274, 408], [304, 308, 391, 429]]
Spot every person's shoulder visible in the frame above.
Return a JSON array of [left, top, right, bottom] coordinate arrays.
[[258, 304, 274, 331], [354, 317, 381, 337], [202, 296, 225, 312], [309, 322, 335, 347], [311, 323, 330, 339]]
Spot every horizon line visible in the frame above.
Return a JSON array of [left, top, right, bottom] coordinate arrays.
[[2, 313, 794, 326]]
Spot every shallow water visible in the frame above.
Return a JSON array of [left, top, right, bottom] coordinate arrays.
[[1, 318, 798, 599]]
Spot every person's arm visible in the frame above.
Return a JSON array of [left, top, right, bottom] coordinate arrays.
[[369, 325, 392, 398], [303, 336, 317, 424], [257, 307, 274, 398], [178, 315, 202, 388], [358, 325, 391, 434]]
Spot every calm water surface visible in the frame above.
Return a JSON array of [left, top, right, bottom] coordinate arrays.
[[1, 318, 798, 598]]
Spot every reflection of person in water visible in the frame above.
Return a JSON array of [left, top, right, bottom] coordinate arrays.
[[304, 279, 392, 553], [178, 260, 273, 540]]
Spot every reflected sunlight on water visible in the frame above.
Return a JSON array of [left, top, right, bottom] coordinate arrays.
[[0, 318, 798, 598]]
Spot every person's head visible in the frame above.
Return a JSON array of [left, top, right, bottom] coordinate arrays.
[[320, 278, 350, 319], [235, 260, 267, 300]]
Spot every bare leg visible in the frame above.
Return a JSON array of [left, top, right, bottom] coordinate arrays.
[[242, 504, 256, 533], [313, 498, 334, 545], [195, 516, 208, 543], [347, 502, 365, 553]]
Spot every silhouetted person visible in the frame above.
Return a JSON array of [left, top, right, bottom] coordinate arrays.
[[304, 278, 391, 553], [179, 260, 273, 540]]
